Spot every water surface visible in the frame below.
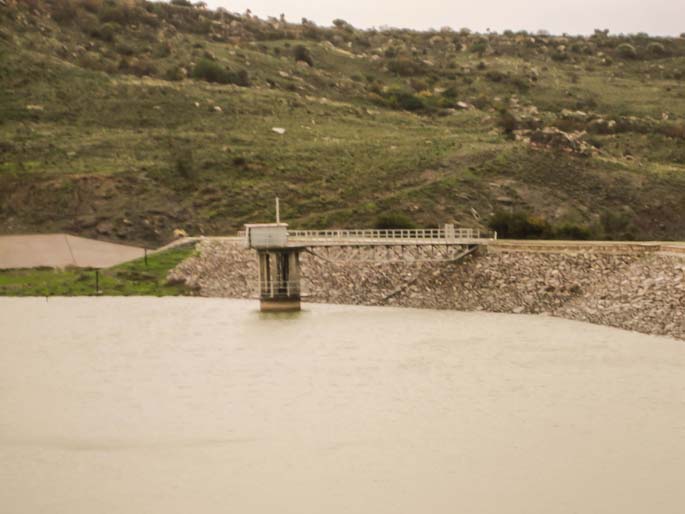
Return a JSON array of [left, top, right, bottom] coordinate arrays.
[[1, 297, 684, 514]]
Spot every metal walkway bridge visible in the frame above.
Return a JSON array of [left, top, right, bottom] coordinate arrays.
[[284, 227, 496, 263], [244, 224, 495, 311], [287, 227, 496, 246]]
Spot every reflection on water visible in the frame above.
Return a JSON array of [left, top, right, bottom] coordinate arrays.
[[1, 297, 684, 514]]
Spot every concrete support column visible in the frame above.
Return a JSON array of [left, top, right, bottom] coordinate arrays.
[[257, 248, 301, 312]]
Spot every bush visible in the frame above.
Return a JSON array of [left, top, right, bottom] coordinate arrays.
[[470, 39, 489, 57], [114, 39, 135, 56], [485, 70, 506, 82], [332, 18, 353, 31], [409, 78, 429, 92], [51, 0, 79, 24], [488, 211, 551, 239], [553, 224, 591, 240], [170, 142, 195, 181], [600, 210, 636, 240], [659, 122, 685, 140], [383, 89, 425, 111], [98, 1, 136, 25], [164, 65, 187, 81], [90, 21, 117, 42], [80, 0, 103, 13], [471, 94, 491, 110], [551, 50, 568, 61], [128, 58, 157, 77], [616, 43, 637, 59], [441, 86, 458, 99], [191, 59, 250, 86], [374, 212, 416, 230], [386, 57, 426, 77], [497, 109, 518, 136], [75, 10, 100, 34], [230, 69, 251, 87], [293, 45, 313, 66], [646, 42, 667, 57]]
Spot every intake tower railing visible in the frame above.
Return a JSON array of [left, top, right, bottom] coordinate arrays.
[[287, 228, 496, 244]]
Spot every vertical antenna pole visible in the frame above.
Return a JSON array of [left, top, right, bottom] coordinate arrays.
[[276, 197, 280, 223]]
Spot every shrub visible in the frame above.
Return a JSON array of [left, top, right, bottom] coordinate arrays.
[[114, 39, 135, 56], [442, 85, 458, 99], [409, 78, 429, 92], [170, 141, 195, 181], [551, 50, 568, 61], [98, 1, 136, 25], [497, 109, 518, 136], [470, 39, 489, 57], [646, 42, 667, 57], [659, 122, 685, 140], [128, 58, 157, 77], [191, 59, 250, 86], [384, 90, 425, 111], [374, 212, 416, 230], [80, 0, 103, 13], [164, 65, 187, 81], [471, 94, 491, 110], [302, 25, 325, 41], [332, 18, 353, 31], [90, 21, 117, 42], [293, 45, 313, 66], [485, 70, 506, 82], [386, 57, 425, 77], [600, 210, 636, 240], [616, 43, 637, 59], [75, 10, 100, 34], [52, 0, 79, 24], [488, 211, 551, 239], [229, 69, 250, 87], [553, 223, 591, 240]]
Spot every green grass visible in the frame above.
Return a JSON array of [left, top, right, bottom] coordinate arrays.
[[0, 244, 195, 297]]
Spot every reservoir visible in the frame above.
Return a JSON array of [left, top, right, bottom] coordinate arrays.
[[1, 297, 684, 514]]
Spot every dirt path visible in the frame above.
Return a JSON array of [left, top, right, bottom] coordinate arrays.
[[0, 234, 145, 269]]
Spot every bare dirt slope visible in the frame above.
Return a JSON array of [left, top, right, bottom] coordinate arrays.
[[0, 234, 144, 269]]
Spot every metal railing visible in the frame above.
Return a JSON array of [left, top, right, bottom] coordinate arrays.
[[258, 280, 301, 298], [287, 228, 496, 242]]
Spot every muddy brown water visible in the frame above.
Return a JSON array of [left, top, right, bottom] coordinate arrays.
[[1, 297, 684, 514]]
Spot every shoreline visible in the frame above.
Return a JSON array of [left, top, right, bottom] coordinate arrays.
[[169, 239, 685, 341]]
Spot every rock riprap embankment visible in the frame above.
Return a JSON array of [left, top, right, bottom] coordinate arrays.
[[169, 240, 685, 340]]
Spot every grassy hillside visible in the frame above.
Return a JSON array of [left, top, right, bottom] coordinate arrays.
[[1, 0, 684, 244]]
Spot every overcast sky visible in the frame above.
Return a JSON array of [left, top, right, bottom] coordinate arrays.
[[203, 0, 683, 36]]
